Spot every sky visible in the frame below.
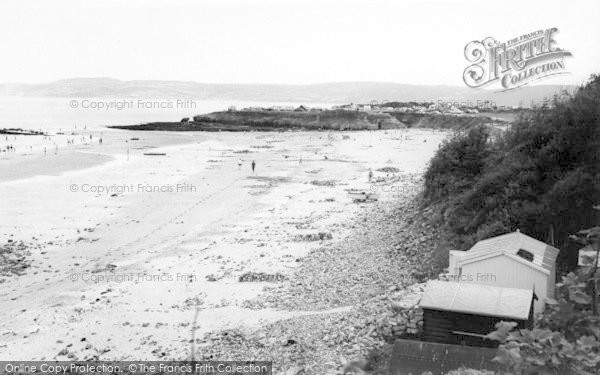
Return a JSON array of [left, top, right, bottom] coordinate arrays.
[[0, 0, 599, 86]]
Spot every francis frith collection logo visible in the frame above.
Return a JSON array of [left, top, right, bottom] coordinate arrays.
[[463, 27, 572, 90]]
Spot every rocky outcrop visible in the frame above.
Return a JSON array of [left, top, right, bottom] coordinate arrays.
[[110, 110, 405, 132]]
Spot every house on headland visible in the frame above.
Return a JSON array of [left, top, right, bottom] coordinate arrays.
[[448, 231, 559, 314]]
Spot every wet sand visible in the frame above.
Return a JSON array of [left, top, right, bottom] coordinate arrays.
[[0, 130, 197, 183]]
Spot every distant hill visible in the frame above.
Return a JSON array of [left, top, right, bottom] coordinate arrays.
[[0, 78, 576, 107]]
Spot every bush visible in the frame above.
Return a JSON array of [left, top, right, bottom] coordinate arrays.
[[423, 74, 600, 270], [423, 125, 490, 203]]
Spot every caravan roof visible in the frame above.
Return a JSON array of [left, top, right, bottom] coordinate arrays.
[[419, 280, 534, 320], [464, 231, 559, 271]]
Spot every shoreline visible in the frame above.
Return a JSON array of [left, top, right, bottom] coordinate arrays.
[[0, 130, 198, 183], [0, 129, 447, 367]]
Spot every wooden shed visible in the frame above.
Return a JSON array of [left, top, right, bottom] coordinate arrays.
[[448, 231, 559, 313], [388, 339, 501, 374], [419, 281, 535, 347]]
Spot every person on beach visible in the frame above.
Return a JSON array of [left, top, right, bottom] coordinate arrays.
[[251, 160, 256, 173], [368, 168, 373, 182], [238, 158, 242, 169]]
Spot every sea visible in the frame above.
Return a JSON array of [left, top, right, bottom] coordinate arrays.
[[0, 97, 340, 133]]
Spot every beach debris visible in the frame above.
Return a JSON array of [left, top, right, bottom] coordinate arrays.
[[238, 272, 286, 282], [224, 177, 439, 372], [310, 180, 336, 187], [293, 232, 333, 242], [305, 169, 322, 174], [376, 167, 400, 173], [90, 263, 117, 273], [347, 190, 379, 202], [0, 240, 33, 280]]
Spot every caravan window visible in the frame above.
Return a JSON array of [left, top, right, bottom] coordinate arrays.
[[517, 249, 534, 262]]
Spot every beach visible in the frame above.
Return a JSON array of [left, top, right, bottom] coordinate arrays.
[[0, 128, 447, 370]]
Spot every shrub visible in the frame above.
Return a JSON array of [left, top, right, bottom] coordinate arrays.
[[423, 125, 490, 203], [488, 224, 600, 374], [423, 74, 600, 269]]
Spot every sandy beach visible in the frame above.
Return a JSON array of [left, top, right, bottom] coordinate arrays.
[[0, 128, 447, 369]]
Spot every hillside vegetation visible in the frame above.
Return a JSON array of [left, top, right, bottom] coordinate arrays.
[[423, 75, 600, 270], [193, 110, 403, 130], [110, 110, 405, 131], [387, 112, 500, 130], [111, 110, 506, 132]]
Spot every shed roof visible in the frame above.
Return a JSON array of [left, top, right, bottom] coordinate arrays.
[[419, 280, 533, 320], [459, 250, 550, 275], [462, 231, 559, 271]]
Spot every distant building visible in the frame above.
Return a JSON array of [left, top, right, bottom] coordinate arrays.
[[448, 106, 464, 114], [294, 105, 309, 112], [333, 103, 357, 111], [448, 231, 559, 313], [419, 281, 535, 347]]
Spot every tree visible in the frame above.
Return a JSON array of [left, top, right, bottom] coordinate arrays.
[[422, 74, 600, 269]]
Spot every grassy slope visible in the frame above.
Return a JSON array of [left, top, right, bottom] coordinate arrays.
[[110, 110, 503, 132]]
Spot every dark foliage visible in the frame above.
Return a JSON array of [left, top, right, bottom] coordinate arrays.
[[423, 75, 600, 270]]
